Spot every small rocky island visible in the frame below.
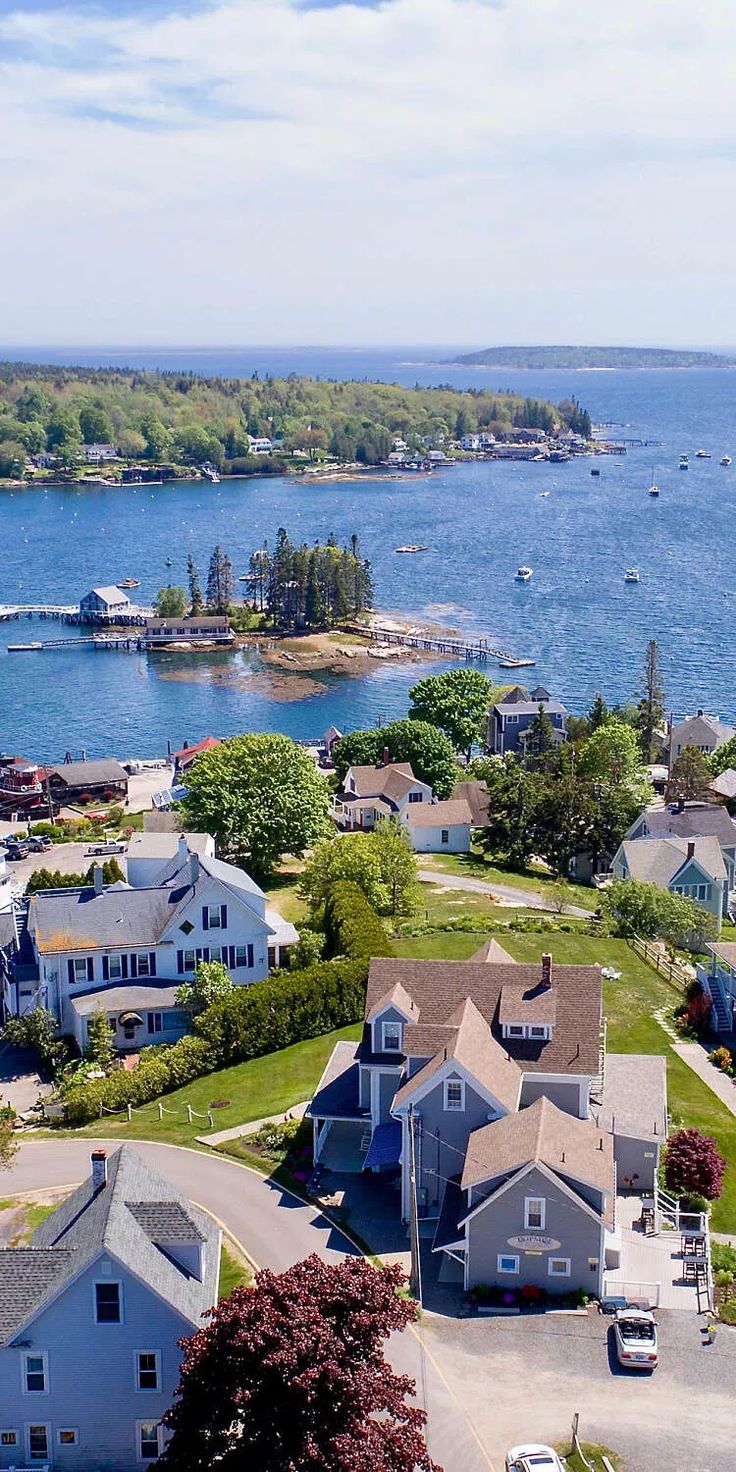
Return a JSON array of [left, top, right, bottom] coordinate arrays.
[[445, 345, 735, 370]]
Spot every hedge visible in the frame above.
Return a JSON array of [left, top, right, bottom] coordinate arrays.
[[324, 881, 393, 960], [63, 958, 367, 1125]]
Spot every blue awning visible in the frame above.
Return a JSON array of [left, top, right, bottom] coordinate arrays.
[[363, 1121, 402, 1172]]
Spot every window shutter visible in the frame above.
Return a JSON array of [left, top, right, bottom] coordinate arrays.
[[149, 952, 156, 977], [202, 906, 209, 931], [102, 956, 109, 981], [67, 958, 74, 985], [177, 949, 184, 973], [86, 957, 94, 981], [221, 904, 228, 930], [196, 947, 202, 963], [130, 953, 138, 978], [202, 948, 210, 962], [247, 943, 254, 968], [229, 945, 236, 968], [121, 954, 128, 979]]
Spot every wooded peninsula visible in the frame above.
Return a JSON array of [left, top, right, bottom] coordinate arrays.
[[447, 345, 735, 370], [0, 361, 585, 479]]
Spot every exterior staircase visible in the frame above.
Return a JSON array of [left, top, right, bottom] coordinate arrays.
[[589, 1016, 607, 1105], [707, 973, 732, 1035]]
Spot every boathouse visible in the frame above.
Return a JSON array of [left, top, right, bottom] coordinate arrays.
[[143, 615, 233, 647], [47, 758, 128, 804], [79, 586, 131, 618]]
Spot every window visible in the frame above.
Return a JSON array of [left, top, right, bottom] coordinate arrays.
[[497, 1254, 519, 1275], [588, 1257, 599, 1273], [548, 1257, 571, 1278], [382, 1021, 402, 1052], [136, 1352, 160, 1392], [524, 1197, 545, 1230], [138, 1421, 162, 1461], [205, 904, 225, 929], [107, 954, 122, 980], [23, 1353, 47, 1394], [530, 1026, 547, 1039], [507, 1024, 524, 1037], [27, 1425, 49, 1462], [408, 791, 423, 803], [147, 1013, 163, 1035], [73, 956, 88, 982], [183, 948, 196, 971], [441, 829, 449, 845], [0, 1431, 18, 1447], [95, 1281, 121, 1322], [209, 945, 222, 963], [443, 1078, 465, 1111], [235, 945, 254, 969], [136, 953, 151, 977], [58, 1429, 79, 1446]]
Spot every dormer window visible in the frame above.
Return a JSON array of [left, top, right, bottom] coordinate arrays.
[[508, 1025, 524, 1038], [382, 1021, 402, 1052], [502, 1022, 551, 1041]]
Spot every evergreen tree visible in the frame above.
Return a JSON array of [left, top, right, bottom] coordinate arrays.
[[206, 545, 234, 614], [304, 552, 326, 627], [523, 704, 557, 766], [187, 554, 203, 614], [636, 639, 665, 760], [86, 1009, 115, 1069], [588, 692, 609, 731]]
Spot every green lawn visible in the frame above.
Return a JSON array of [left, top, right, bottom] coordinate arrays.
[[419, 848, 595, 908], [72, 1026, 361, 1148], [0, 1199, 56, 1245], [265, 873, 309, 927], [218, 1242, 251, 1297]]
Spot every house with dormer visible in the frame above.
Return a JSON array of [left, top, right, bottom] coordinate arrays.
[[309, 952, 666, 1296], [611, 834, 728, 928], [0, 1145, 218, 1472], [487, 686, 568, 756], [332, 755, 432, 831], [625, 802, 736, 892]]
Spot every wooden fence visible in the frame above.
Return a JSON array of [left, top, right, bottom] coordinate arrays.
[[628, 935, 690, 993]]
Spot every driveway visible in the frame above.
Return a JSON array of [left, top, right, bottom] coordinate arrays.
[[4, 842, 99, 894], [0, 1044, 50, 1114], [418, 868, 594, 917]]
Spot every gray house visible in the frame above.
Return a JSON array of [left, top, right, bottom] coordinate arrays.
[[611, 835, 728, 929], [487, 686, 568, 756], [79, 588, 132, 619], [625, 802, 736, 891], [0, 1146, 219, 1471], [669, 710, 735, 762]]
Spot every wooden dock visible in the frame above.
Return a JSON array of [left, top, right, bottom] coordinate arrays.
[[0, 603, 152, 625], [8, 635, 142, 653], [366, 625, 529, 666]]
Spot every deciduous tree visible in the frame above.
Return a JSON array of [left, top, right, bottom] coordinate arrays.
[[332, 720, 458, 799], [600, 877, 717, 949], [408, 668, 494, 760], [177, 960, 233, 1015], [664, 1127, 725, 1201], [155, 585, 188, 617]]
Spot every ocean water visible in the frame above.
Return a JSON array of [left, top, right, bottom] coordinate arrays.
[[0, 346, 735, 759]]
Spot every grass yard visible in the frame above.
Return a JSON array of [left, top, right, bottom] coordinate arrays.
[[218, 1242, 251, 1298], [0, 1199, 56, 1245], [72, 1025, 361, 1149], [419, 848, 595, 909], [265, 873, 309, 927]]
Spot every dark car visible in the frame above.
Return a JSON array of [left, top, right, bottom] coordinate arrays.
[[5, 843, 29, 860]]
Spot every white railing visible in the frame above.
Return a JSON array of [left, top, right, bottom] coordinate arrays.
[[603, 1278, 661, 1307]]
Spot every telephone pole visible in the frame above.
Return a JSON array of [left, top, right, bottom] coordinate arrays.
[[408, 1104, 421, 1301]]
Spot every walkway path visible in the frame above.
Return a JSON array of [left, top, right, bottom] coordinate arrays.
[[198, 1100, 308, 1147], [418, 868, 594, 917], [3, 1139, 494, 1472]]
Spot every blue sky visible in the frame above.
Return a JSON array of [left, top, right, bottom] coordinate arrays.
[[0, 0, 734, 345]]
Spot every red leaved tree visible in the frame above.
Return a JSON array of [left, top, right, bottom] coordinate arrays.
[[159, 1254, 440, 1472], [664, 1127, 725, 1201]]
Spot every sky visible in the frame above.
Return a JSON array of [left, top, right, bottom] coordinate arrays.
[[0, 0, 734, 346]]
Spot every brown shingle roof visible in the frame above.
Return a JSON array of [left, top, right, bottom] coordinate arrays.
[[499, 979, 557, 1026], [404, 799, 472, 828], [366, 980, 419, 1023], [365, 958, 602, 1077], [451, 780, 490, 826], [346, 762, 418, 801], [461, 1095, 614, 1207], [469, 938, 516, 964], [393, 998, 521, 1113]]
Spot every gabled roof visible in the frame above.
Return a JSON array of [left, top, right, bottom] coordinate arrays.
[[499, 979, 557, 1026], [48, 758, 128, 786], [469, 937, 516, 964], [710, 769, 736, 801], [29, 884, 187, 952], [671, 713, 735, 748], [345, 762, 420, 802], [173, 736, 220, 765], [86, 586, 130, 604], [393, 998, 521, 1114], [404, 799, 472, 828], [0, 1146, 218, 1343], [618, 835, 726, 887], [451, 780, 490, 826], [461, 1095, 614, 1201], [632, 803, 736, 848], [365, 958, 602, 1077], [367, 980, 419, 1023]]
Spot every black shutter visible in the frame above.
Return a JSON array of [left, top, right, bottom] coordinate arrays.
[[102, 956, 109, 981], [67, 958, 74, 985], [86, 957, 94, 981], [221, 904, 228, 931], [229, 945, 236, 969], [121, 954, 128, 979], [149, 952, 156, 977], [130, 953, 138, 978], [196, 947, 202, 963], [202, 948, 210, 963], [202, 906, 209, 931], [247, 943, 254, 969], [177, 949, 184, 973]]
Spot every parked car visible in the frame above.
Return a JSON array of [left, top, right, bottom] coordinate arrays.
[[86, 840, 126, 856], [4, 842, 29, 860], [505, 1447, 566, 1472], [613, 1308, 658, 1369], [26, 835, 52, 852]]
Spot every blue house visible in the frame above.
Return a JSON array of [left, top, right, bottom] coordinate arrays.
[[0, 1146, 219, 1471], [487, 686, 568, 756]]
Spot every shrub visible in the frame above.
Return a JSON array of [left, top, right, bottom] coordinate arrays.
[[710, 1046, 733, 1074], [323, 882, 392, 960], [664, 1127, 726, 1202], [712, 1242, 736, 1276]]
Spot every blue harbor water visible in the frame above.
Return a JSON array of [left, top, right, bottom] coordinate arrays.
[[0, 346, 735, 759]]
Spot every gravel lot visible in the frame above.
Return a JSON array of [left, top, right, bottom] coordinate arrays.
[[424, 1306, 735, 1472], [4, 841, 104, 893]]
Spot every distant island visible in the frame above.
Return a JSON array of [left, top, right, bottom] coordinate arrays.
[[444, 345, 735, 371]]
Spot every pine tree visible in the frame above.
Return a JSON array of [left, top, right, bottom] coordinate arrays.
[[636, 639, 665, 760], [187, 555, 203, 615], [86, 1009, 115, 1069], [588, 692, 609, 731], [206, 545, 234, 614], [304, 552, 325, 628]]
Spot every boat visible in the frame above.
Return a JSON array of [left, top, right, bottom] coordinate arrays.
[[539, 491, 550, 497], [165, 558, 173, 567], [695, 449, 711, 459], [515, 566, 533, 582], [720, 455, 732, 466], [624, 568, 640, 583], [679, 455, 689, 470], [117, 578, 141, 589], [646, 463, 659, 496], [395, 544, 428, 554], [590, 466, 601, 477], [201, 464, 220, 483], [498, 658, 536, 669]]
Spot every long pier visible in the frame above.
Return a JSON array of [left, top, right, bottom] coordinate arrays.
[[0, 603, 152, 625], [8, 635, 143, 652], [366, 624, 532, 667]]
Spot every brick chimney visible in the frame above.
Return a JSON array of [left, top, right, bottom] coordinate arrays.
[[686, 840, 696, 860], [93, 864, 104, 896], [541, 952, 552, 987], [380, 745, 390, 767], [91, 1149, 108, 1192]]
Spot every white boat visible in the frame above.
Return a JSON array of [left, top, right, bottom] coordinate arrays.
[[679, 455, 689, 470], [695, 449, 711, 459], [515, 565, 533, 582], [395, 544, 428, 554], [647, 464, 659, 496], [721, 455, 732, 466], [539, 491, 550, 497], [624, 568, 640, 583]]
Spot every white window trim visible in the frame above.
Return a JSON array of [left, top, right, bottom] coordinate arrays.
[[135, 1350, 161, 1392], [443, 1078, 466, 1112], [524, 1196, 546, 1230], [137, 1420, 164, 1462], [108, 954, 123, 979], [21, 1350, 48, 1395], [206, 904, 224, 928], [548, 1257, 571, 1278], [93, 1278, 123, 1323], [57, 1428, 79, 1447], [382, 1020, 402, 1052], [25, 1422, 51, 1463], [497, 1253, 519, 1275]]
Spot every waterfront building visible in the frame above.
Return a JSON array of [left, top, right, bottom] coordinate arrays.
[[47, 759, 128, 805], [79, 587, 132, 619], [82, 443, 119, 463], [486, 685, 568, 756], [0, 1145, 218, 1472], [172, 736, 220, 775], [143, 616, 233, 648], [668, 709, 736, 762]]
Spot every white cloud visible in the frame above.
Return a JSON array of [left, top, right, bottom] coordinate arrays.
[[0, 0, 735, 343]]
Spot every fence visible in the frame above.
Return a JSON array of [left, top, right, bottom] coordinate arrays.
[[98, 1100, 214, 1128], [628, 935, 690, 993], [602, 1277, 661, 1307]]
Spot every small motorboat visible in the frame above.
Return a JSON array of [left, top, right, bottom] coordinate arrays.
[[539, 491, 550, 497], [165, 558, 173, 567], [679, 455, 689, 470], [624, 568, 640, 583], [515, 566, 533, 582], [590, 466, 601, 477], [117, 578, 141, 589], [721, 455, 732, 466], [648, 483, 660, 497], [695, 449, 711, 459], [395, 544, 428, 553]]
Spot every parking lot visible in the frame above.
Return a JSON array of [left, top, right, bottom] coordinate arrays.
[[424, 1305, 735, 1472], [3, 841, 115, 894]]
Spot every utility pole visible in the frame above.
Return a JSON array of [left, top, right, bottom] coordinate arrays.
[[408, 1105, 421, 1301]]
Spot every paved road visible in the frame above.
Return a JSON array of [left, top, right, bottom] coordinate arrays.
[[5, 1139, 494, 1472], [419, 868, 594, 917]]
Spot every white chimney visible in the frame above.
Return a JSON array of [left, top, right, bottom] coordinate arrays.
[[188, 852, 200, 886], [177, 834, 189, 867], [91, 1149, 108, 1192], [93, 864, 104, 896]]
